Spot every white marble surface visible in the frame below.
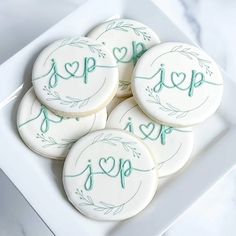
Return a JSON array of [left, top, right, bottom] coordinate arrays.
[[0, 0, 236, 235]]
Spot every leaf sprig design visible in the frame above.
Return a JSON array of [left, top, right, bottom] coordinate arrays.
[[146, 86, 209, 119], [43, 86, 89, 108], [76, 189, 124, 215], [96, 20, 151, 41], [36, 133, 76, 149], [60, 38, 106, 58], [75, 182, 141, 215], [146, 86, 189, 118], [171, 45, 213, 75], [92, 133, 141, 158], [119, 80, 131, 91]]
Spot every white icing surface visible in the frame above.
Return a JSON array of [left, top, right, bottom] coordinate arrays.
[[32, 36, 118, 117], [107, 97, 194, 177], [132, 42, 224, 127], [88, 19, 160, 97], [63, 129, 158, 221], [17, 88, 107, 160]]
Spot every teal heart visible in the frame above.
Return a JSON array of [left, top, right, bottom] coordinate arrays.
[[65, 61, 79, 76], [113, 47, 128, 62], [171, 72, 186, 88], [139, 122, 155, 140], [99, 156, 116, 175], [135, 42, 147, 59]]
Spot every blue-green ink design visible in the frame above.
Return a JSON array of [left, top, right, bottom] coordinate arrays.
[[75, 182, 142, 215], [133, 45, 223, 118], [42, 76, 106, 108], [90, 133, 141, 159], [66, 156, 153, 190], [124, 117, 134, 133], [94, 20, 151, 92], [33, 57, 115, 88], [135, 64, 222, 97], [44, 38, 107, 65], [113, 41, 147, 65], [36, 133, 77, 149], [151, 45, 214, 75], [139, 123, 176, 145], [65, 132, 155, 215], [74, 133, 141, 167], [18, 105, 63, 133], [119, 80, 131, 91], [157, 143, 182, 171], [32, 38, 117, 109], [124, 117, 188, 144], [145, 86, 209, 118], [118, 103, 192, 170], [112, 41, 147, 91], [65, 133, 155, 190], [96, 20, 151, 41], [123, 116, 187, 170]]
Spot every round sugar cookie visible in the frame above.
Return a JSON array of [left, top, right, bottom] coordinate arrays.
[[107, 97, 194, 177], [63, 129, 158, 221], [17, 88, 107, 160], [88, 19, 160, 97], [32, 36, 118, 117], [132, 42, 223, 127]]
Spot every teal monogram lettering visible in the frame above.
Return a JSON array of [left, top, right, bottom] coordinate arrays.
[[124, 117, 134, 133], [136, 64, 222, 97], [66, 157, 152, 191], [36, 57, 97, 88], [18, 105, 63, 133], [124, 117, 175, 145], [113, 41, 147, 65], [75, 57, 96, 84]]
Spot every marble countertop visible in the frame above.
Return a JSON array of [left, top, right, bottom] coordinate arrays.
[[0, 0, 236, 235]]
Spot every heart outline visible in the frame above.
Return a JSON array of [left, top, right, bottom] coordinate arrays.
[[139, 122, 155, 140], [113, 47, 128, 62], [170, 72, 186, 88], [64, 61, 80, 76], [99, 156, 116, 175]]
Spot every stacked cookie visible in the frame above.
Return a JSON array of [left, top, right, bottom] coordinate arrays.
[[17, 19, 223, 221]]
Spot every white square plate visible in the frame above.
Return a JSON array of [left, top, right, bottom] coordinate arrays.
[[1, 0, 236, 235]]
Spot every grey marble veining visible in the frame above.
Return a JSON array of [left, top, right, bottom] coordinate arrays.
[[178, 0, 202, 44], [157, 0, 236, 77]]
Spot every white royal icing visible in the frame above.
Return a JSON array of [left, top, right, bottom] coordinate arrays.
[[17, 88, 107, 160], [132, 42, 223, 127], [32, 36, 118, 117], [106, 97, 194, 177], [88, 19, 160, 97], [63, 129, 158, 220]]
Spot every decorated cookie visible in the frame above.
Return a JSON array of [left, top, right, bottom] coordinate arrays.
[[63, 129, 158, 220], [132, 42, 223, 127], [32, 36, 118, 117], [107, 97, 194, 177], [17, 88, 107, 160], [87, 19, 160, 97]]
